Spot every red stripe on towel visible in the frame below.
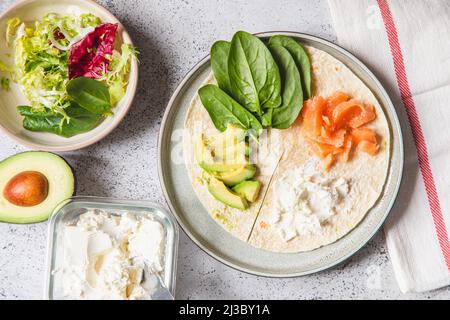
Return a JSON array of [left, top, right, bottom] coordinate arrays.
[[378, 0, 450, 270]]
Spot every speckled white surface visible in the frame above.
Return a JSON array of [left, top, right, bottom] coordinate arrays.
[[0, 0, 449, 300]]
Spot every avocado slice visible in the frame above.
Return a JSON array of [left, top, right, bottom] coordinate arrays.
[[207, 177, 248, 210], [213, 141, 248, 164], [211, 125, 247, 164], [217, 165, 256, 186], [195, 134, 244, 173], [223, 124, 246, 142], [0, 151, 75, 223], [232, 180, 262, 202]]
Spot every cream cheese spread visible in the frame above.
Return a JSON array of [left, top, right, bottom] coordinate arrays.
[[59, 210, 165, 300], [270, 161, 349, 241]]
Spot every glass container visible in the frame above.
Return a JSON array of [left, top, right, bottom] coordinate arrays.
[[44, 196, 179, 299]]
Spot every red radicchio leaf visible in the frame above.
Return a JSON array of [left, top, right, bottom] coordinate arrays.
[[69, 23, 118, 79], [53, 29, 65, 40]]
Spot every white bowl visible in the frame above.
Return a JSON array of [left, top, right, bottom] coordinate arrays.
[[0, 0, 138, 151]]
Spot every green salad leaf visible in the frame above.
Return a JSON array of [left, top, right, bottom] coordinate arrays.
[[6, 17, 21, 47], [5, 13, 137, 137], [99, 43, 138, 105], [0, 60, 13, 73], [211, 40, 232, 95], [67, 77, 112, 115], [268, 35, 311, 99], [198, 84, 263, 135], [18, 103, 103, 138], [228, 31, 282, 115], [202, 32, 311, 133], [11, 13, 102, 116], [268, 45, 303, 129], [260, 108, 273, 127]]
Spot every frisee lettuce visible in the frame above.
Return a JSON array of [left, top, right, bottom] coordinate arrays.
[[12, 13, 102, 118], [100, 44, 138, 105], [0, 60, 13, 73], [6, 17, 21, 47], [5, 13, 137, 136]]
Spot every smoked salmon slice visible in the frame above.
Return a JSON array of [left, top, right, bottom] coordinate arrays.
[[323, 153, 335, 172], [324, 91, 350, 120], [328, 91, 350, 108], [348, 104, 376, 128], [352, 127, 378, 144], [311, 96, 327, 136], [315, 128, 346, 148], [305, 138, 341, 159], [358, 141, 379, 155], [339, 135, 353, 163], [300, 92, 380, 171], [331, 99, 375, 129]]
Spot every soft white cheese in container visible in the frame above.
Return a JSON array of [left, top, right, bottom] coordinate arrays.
[[60, 210, 165, 300]]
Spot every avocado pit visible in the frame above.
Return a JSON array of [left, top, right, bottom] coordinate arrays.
[[3, 171, 49, 207]]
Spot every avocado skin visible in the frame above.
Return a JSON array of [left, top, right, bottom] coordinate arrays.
[[207, 177, 248, 210], [65, 159, 78, 196], [0, 151, 75, 224]]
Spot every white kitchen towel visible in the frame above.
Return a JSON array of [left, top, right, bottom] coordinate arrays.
[[327, 0, 450, 292]]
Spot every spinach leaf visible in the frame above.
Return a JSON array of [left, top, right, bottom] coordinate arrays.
[[228, 31, 281, 115], [268, 35, 311, 99], [17, 106, 56, 117], [260, 108, 273, 128], [198, 84, 262, 134], [18, 103, 103, 138], [268, 45, 303, 129], [211, 40, 232, 95], [66, 77, 112, 115]]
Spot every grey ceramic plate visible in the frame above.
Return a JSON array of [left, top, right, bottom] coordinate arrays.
[[158, 32, 404, 277]]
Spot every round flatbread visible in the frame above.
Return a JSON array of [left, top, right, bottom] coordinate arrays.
[[183, 45, 390, 252]]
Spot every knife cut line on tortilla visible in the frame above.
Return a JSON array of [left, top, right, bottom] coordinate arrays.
[[246, 149, 285, 243]]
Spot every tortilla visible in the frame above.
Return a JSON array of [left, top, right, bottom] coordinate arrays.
[[183, 45, 390, 251], [183, 75, 283, 241]]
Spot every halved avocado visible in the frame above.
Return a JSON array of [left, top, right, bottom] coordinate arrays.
[[207, 177, 248, 210], [0, 151, 75, 223], [232, 180, 262, 202], [195, 134, 244, 173], [217, 165, 256, 186]]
